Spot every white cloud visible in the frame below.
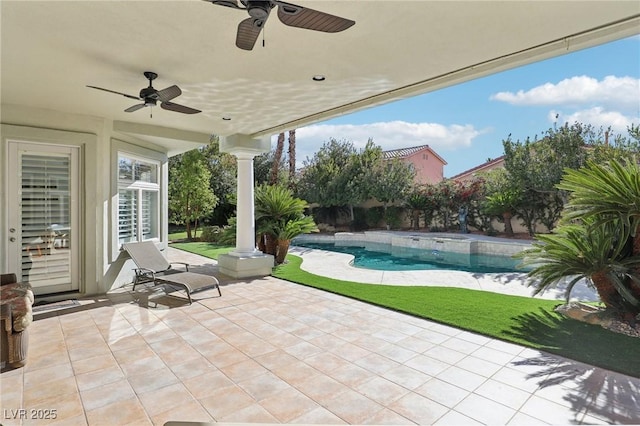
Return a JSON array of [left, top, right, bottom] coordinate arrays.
[[272, 121, 485, 168], [551, 107, 638, 134], [491, 75, 640, 109]]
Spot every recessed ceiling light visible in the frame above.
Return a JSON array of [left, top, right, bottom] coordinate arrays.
[[312, 75, 326, 82], [222, 116, 232, 121]]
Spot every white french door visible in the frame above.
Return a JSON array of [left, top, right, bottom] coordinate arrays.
[[7, 141, 80, 295]]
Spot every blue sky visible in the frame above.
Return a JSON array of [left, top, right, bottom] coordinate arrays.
[[288, 34, 640, 178]]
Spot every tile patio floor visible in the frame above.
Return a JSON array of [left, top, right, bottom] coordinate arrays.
[[1, 248, 639, 425]]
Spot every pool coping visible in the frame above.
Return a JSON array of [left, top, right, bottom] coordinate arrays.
[[294, 230, 533, 257], [290, 231, 598, 302]]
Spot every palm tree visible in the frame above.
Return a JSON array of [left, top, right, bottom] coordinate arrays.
[[270, 132, 285, 184], [288, 129, 296, 190], [558, 158, 640, 256], [405, 188, 429, 230], [519, 157, 640, 319], [482, 189, 521, 237], [518, 218, 640, 314], [255, 184, 317, 264], [272, 216, 317, 264]]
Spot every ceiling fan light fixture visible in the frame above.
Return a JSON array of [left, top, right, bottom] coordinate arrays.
[[312, 75, 326, 82]]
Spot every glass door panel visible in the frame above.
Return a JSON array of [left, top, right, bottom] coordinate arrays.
[[8, 142, 79, 294]]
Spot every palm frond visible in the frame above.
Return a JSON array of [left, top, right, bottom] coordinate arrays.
[[518, 217, 635, 302], [559, 157, 640, 231]]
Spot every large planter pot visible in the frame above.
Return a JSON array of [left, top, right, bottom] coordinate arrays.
[[264, 233, 278, 256], [275, 239, 290, 264], [257, 233, 266, 252]]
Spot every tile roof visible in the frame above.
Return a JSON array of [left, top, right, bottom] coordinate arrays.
[[450, 155, 505, 180], [382, 144, 431, 159]]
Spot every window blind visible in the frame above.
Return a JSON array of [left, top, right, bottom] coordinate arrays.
[[20, 154, 72, 286]]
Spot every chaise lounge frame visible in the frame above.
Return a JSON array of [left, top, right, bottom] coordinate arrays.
[[123, 241, 221, 304]]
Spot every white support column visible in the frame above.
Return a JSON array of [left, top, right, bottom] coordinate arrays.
[[234, 153, 260, 255], [217, 134, 274, 278]]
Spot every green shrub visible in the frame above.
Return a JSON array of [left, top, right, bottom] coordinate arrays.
[[384, 206, 404, 230], [351, 207, 369, 231], [200, 226, 224, 243], [366, 207, 384, 228]]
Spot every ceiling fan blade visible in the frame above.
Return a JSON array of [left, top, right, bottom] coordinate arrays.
[[236, 17, 264, 50], [87, 85, 141, 100], [161, 101, 201, 115], [124, 103, 146, 113], [275, 1, 354, 33], [156, 85, 182, 102], [205, 0, 243, 9]]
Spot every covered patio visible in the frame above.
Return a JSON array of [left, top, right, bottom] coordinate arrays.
[[2, 1, 639, 293], [3, 248, 638, 425], [2, 2, 640, 424]]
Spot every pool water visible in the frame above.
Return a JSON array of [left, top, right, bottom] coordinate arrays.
[[295, 241, 527, 273]]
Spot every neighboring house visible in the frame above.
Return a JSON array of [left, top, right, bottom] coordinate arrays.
[[383, 145, 447, 184], [450, 156, 505, 182]]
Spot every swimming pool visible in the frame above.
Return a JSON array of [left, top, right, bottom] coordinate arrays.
[[295, 241, 528, 273]]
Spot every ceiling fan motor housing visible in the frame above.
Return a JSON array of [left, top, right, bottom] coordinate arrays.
[[140, 87, 158, 101], [246, 1, 271, 19]]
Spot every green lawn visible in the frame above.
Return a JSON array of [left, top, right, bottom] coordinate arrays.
[[171, 243, 640, 378], [170, 242, 234, 260], [168, 230, 199, 241]]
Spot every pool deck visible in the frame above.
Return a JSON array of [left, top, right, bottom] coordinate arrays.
[[4, 246, 636, 426]]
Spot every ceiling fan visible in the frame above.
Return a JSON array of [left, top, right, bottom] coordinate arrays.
[[87, 71, 201, 115], [205, 0, 355, 50]]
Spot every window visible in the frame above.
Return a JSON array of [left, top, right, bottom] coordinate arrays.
[[117, 155, 159, 244]]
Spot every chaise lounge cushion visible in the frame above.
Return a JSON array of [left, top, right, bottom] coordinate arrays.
[[1, 277, 34, 332], [1, 273, 34, 369]]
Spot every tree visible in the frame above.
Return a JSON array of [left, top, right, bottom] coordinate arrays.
[[433, 179, 459, 231], [481, 168, 520, 236], [254, 152, 273, 186], [168, 149, 218, 240], [255, 184, 317, 264], [519, 217, 639, 314], [288, 129, 296, 190], [405, 187, 429, 230], [200, 136, 237, 225], [345, 140, 385, 224], [589, 124, 640, 164], [270, 132, 285, 185], [520, 157, 640, 321], [483, 190, 520, 236], [368, 157, 415, 229], [297, 138, 359, 225], [456, 177, 487, 233], [502, 123, 593, 234], [420, 184, 442, 230], [559, 157, 640, 260]]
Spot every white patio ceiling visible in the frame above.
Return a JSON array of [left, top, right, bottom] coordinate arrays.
[[2, 1, 639, 154]]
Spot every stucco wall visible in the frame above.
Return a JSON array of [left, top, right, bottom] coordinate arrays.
[[404, 149, 445, 184], [326, 198, 549, 235], [1, 104, 169, 297]]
